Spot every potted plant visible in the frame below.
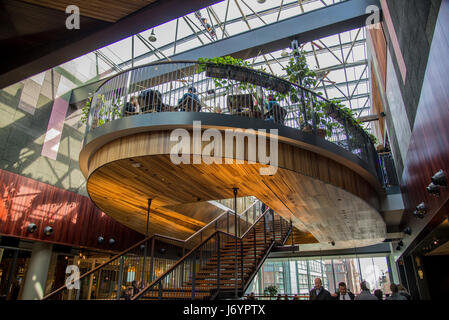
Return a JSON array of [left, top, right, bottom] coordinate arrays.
[[264, 285, 278, 299]]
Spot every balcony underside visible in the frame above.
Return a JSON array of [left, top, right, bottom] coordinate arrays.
[[81, 114, 386, 249]]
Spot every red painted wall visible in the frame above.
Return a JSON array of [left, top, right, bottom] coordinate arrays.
[[0, 169, 143, 251]]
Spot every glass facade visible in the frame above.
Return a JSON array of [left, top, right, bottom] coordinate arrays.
[[248, 254, 394, 299]]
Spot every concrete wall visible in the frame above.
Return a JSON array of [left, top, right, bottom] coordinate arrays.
[[379, 0, 441, 180], [0, 52, 109, 196]]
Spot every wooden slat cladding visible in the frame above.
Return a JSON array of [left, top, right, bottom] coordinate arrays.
[[368, 24, 387, 90], [20, 0, 158, 22], [400, 0, 449, 252], [85, 130, 385, 248], [0, 169, 143, 251]]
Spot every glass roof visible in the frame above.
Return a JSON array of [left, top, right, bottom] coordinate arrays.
[[81, 0, 373, 132]]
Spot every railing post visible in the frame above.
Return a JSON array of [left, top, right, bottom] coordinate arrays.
[[116, 256, 124, 300], [291, 220, 294, 249], [271, 210, 275, 242], [192, 256, 196, 300], [158, 281, 163, 300], [240, 238, 244, 291], [253, 227, 257, 268], [142, 199, 152, 284], [279, 218, 284, 241], [233, 187, 238, 299], [149, 237, 155, 283], [217, 233, 221, 294], [263, 215, 267, 247], [227, 211, 230, 234]]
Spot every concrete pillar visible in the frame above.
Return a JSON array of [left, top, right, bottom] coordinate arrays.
[[388, 243, 400, 284], [21, 242, 53, 300]]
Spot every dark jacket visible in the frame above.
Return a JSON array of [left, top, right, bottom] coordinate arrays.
[[309, 288, 332, 300], [334, 291, 355, 300]]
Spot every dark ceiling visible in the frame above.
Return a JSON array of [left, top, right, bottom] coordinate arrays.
[[0, 0, 221, 89]]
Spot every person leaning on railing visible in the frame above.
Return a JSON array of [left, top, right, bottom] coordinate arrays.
[[123, 96, 140, 115]]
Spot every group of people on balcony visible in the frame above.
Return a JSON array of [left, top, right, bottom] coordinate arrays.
[[122, 87, 287, 124]]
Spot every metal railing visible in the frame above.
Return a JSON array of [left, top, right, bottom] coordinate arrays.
[[85, 61, 380, 179], [42, 201, 262, 300], [132, 208, 292, 300]]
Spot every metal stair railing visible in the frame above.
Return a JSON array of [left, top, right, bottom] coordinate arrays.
[[42, 202, 262, 300], [132, 207, 292, 300]]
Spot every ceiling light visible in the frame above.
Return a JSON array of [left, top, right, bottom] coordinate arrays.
[[27, 223, 37, 233], [416, 202, 427, 214], [131, 162, 142, 168], [148, 29, 157, 42], [43, 226, 53, 236], [403, 227, 412, 235], [281, 50, 289, 57], [257, 0, 266, 3]]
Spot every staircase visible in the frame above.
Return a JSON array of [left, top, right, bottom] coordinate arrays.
[[42, 201, 291, 300], [133, 210, 291, 300]]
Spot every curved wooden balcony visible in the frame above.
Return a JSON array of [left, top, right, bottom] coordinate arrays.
[[80, 61, 386, 249]]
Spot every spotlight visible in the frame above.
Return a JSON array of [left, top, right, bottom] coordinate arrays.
[[398, 240, 404, 247], [27, 223, 37, 233], [148, 29, 157, 42], [413, 210, 425, 219], [160, 248, 166, 254], [427, 182, 441, 197], [416, 202, 427, 214], [329, 241, 335, 246], [403, 227, 412, 235], [43, 226, 53, 236], [140, 244, 146, 250], [108, 237, 116, 245], [97, 236, 105, 244], [431, 170, 447, 186], [281, 50, 289, 57]]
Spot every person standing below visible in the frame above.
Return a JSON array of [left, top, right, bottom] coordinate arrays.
[[397, 284, 411, 300], [387, 284, 407, 300], [355, 281, 378, 300], [374, 289, 384, 300], [309, 278, 332, 300], [332, 282, 355, 300]]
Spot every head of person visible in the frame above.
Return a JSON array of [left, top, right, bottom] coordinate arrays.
[[390, 283, 399, 293], [132, 280, 137, 287], [188, 87, 197, 94], [374, 289, 383, 300], [130, 96, 138, 105], [360, 281, 370, 292], [268, 94, 275, 101], [314, 278, 323, 291], [338, 282, 347, 295], [397, 284, 406, 292]]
